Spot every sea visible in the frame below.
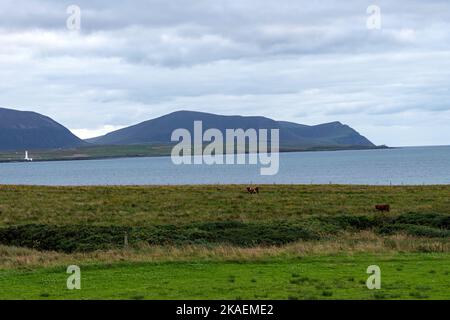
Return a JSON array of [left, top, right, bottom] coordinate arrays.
[[0, 146, 448, 186]]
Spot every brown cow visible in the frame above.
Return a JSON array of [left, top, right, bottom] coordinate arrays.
[[246, 187, 259, 194], [375, 204, 390, 212]]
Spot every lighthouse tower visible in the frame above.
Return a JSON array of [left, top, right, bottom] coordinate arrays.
[[24, 151, 33, 161]]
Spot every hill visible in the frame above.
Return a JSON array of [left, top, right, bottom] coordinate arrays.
[[87, 110, 375, 148], [0, 107, 85, 151]]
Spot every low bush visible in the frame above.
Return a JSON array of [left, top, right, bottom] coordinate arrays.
[[0, 212, 447, 253], [377, 224, 450, 238], [0, 221, 319, 253], [392, 212, 450, 230]]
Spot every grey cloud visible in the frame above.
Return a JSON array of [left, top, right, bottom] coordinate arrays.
[[0, 0, 449, 145], [2, 0, 450, 66]]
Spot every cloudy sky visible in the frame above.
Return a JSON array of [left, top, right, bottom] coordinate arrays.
[[0, 0, 449, 146]]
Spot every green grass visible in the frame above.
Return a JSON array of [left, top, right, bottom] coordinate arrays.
[[0, 184, 447, 299], [0, 185, 448, 226], [0, 254, 448, 300], [0, 213, 448, 252], [0, 184, 448, 253]]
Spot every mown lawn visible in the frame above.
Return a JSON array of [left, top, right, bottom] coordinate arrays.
[[0, 253, 448, 300]]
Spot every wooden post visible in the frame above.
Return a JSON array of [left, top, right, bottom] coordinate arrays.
[[124, 232, 129, 249]]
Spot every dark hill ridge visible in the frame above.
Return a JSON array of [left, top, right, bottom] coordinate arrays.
[[87, 110, 375, 148], [0, 107, 85, 151], [0, 108, 376, 152]]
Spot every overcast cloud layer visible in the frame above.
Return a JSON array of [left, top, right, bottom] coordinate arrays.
[[1, 0, 449, 146]]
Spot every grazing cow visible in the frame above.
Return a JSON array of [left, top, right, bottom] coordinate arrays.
[[375, 204, 390, 212], [246, 187, 259, 194]]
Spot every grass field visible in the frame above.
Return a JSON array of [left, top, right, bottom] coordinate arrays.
[[0, 184, 448, 299], [0, 184, 448, 226], [1, 254, 449, 300]]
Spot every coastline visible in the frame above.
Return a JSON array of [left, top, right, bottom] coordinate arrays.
[[0, 144, 390, 164]]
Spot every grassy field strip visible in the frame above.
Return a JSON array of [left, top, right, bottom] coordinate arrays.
[[0, 184, 448, 299], [0, 185, 449, 226], [0, 254, 448, 300], [0, 145, 385, 162]]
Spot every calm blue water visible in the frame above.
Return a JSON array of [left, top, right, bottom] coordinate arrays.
[[0, 146, 448, 186]]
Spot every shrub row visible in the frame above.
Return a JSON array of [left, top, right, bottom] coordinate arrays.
[[0, 221, 319, 253], [320, 212, 450, 233], [0, 212, 447, 253]]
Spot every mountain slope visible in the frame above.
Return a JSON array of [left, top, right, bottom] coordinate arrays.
[[0, 107, 86, 151], [87, 110, 375, 148]]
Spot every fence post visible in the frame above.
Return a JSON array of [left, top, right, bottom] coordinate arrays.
[[124, 232, 129, 249]]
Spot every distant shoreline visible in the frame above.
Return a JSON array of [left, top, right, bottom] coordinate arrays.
[[0, 144, 390, 164]]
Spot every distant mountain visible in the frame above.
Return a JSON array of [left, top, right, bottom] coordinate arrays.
[[87, 110, 375, 148], [0, 107, 85, 151]]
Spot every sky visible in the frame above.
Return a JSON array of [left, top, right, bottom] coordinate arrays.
[[0, 0, 449, 146]]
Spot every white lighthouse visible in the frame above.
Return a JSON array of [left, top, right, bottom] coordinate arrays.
[[24, 151, 33, 161]]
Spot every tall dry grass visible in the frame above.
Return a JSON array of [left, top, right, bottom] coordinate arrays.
[[0, 231, 448, 270]]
